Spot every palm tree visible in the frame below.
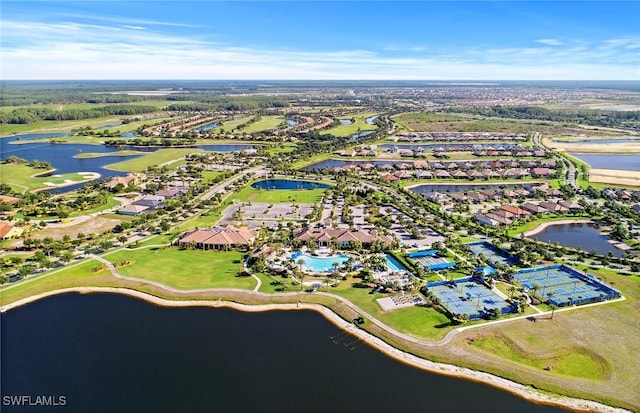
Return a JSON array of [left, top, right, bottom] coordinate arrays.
[[531, 283, 540, 301], [549, 303, 558, 319], [298, 271, 306, 291]]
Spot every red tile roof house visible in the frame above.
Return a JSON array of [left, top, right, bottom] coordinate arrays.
[[0, 195, 21, 205], [380, 174, 400, 181], [294, 228, 393, 248], [179, 229, 257, 251], [485, 211, 513, 225], [499, 205, 531, 218], [530, 167, 551, 177], [0, 222, 24, 239]]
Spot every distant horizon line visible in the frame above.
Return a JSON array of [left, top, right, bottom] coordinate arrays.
[[2, 79, 638, 83]]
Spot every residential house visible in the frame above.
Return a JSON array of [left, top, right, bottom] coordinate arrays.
[[521, 202, 548, 214], [475, 214, 500, 226], [0, 222, 23, 239], [179, 228, 257, 250]]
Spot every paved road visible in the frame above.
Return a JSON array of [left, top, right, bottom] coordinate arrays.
[[201, 165, 265, 201], [534, 132, 577, 188]]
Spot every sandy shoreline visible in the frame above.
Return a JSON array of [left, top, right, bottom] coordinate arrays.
[[522, 219, 593, 237], [1, 287, 630, 413]]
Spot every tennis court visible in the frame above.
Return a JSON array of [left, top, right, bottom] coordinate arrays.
[[427, 277, 516, 319], [513, 265, 620, 307], [467, 241, 519, 268], [408, 250, 456, 271]]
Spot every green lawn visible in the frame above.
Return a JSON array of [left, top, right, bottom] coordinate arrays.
[[471, 335, 608, 379], [0, 115, 157, 136], [323, 112, 378, 137], [106, 148, 206, 172], [0, 163, 98, 193], [219, 116, 252, 132], [67, 197, 121, 217], [231, 182, 327, 204], [240, 116, 285, 133], [331, 281, 454, 340], [104, 247, 255, 290]]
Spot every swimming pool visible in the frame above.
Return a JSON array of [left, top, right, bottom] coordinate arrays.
[[291, 252, 349, 273], [385, 254, 407, 272]]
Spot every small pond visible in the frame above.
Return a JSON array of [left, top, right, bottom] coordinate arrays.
[[251, 179, 331, 190], [195, 122, 219, 132], [350, 131, 375, 141], [528, 222, 625, 257]]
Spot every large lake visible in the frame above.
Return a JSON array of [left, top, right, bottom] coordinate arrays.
[[0, 134, 254, 193], [528, 222, 625, 257], [1, 293, 567, 413], [569, 153, 640, 171]]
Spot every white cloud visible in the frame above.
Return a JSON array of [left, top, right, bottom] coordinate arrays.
[[1, 19, 638, 80], [536, 38, 563, 46]]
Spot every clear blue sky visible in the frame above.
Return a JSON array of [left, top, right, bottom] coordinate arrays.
[[2, 1, 639, 80]]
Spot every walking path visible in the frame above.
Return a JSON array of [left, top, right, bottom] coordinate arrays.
[[0, 282, 629, 413]]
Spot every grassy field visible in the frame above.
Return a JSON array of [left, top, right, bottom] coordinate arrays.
[[323, 112, 378, 137], [392, 112, 565, 134], [239, 116, 285, 133], [470, 334, 608, 379], [0, 163, 98, 193], [219, 116, 251, 132], [0, 113, 173, 136], [232, 182, 326, 204], [106, 148, 206, 172], [102, 115, 176, 133], [452, 269, 640, 410], [104, 247, 255, 290]]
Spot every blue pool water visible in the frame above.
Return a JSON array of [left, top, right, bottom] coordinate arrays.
[[291, 252, 349, 272], [385, 254, 407, 272]]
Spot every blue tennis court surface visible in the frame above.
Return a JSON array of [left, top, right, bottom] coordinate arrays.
[[467, 241, 519, 268], [513, 265, 620, 307], [426, 277, 516, 319]]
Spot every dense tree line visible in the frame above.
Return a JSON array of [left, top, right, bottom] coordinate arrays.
[[165, 95, 291, 112], [446, 106, 640, 129], [0, 105, 159, 124], [3, 156, 52, 169]]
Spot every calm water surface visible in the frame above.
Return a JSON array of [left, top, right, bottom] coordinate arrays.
[[569, 153, 640, 171], [251, 179, 331, 190], [0, 134, 253, 193], [1, 293, 568, 413], [529, 222, 624, 257]]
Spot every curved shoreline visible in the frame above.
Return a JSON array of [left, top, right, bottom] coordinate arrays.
[[1, 287, 630, 413], [522, 219, 592, 237]]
